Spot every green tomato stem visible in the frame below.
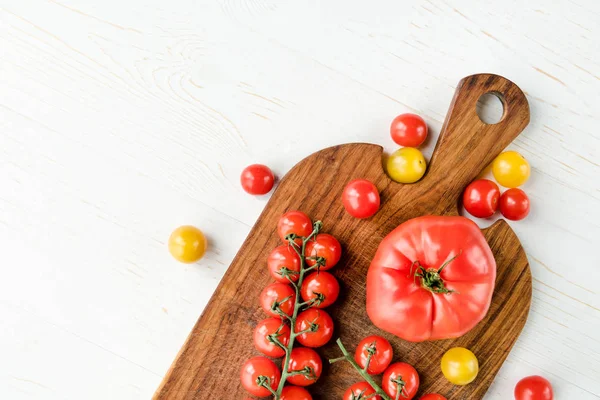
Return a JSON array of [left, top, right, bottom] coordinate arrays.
[[329, 338, 392, 400], [273, 221, 323, 398]]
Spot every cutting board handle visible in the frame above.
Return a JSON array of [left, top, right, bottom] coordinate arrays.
[[424, 74, 530, 215]]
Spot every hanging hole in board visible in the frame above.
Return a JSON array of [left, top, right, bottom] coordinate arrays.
[[476, 92, 505, 125]]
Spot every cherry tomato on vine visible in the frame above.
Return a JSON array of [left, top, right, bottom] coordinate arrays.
[[300, 271, 340, 308], [240, 164, 275, 195], [515, 375, 554, 400], [286, 347, 322, 386], [295, 308, 334, 348], [278, 211, 313, 242], [419, 395, 447, 400], [281, 385, 313, 400], [499, 188, 530, 221], [253, 318, 290, 358], [342, 179, 380, 219], [441, 347, 479, 385], [382, 362, 419, 400], [344, 381, 381, 400], [305, 234, 341, 270], [260, 283, 296, 318], [492, 151, 530, 188], [386, 147, 427, 184], [390, 113, 428, 147], [268, 245, 301, 283], [462, 179, 500, 218], [240, 356, 280, 397], [354, 335, 393, 375], [168, 225, 207, 263]]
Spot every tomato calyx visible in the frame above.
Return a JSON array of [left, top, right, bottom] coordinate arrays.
[[389, 376, 409, 399], [256, 375, 278, 397], [296, 315, 320, 335], [266, 323, 290, 351], [360, 341, 378, 374], [411, 251, 462, 295], [277, 266, 300, 282], [349, 389, 374, 400], [288, 366, 318, 382], [271, 295, 295, 318]]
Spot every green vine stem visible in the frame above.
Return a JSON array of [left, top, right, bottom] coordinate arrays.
[[257, 221, 324, 399], [329, 338, 393, 400]]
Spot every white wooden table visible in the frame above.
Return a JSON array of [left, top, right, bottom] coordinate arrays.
[[1, 1, 599, 398]]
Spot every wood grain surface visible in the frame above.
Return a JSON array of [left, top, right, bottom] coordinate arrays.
[[154, 74, 532, 399]]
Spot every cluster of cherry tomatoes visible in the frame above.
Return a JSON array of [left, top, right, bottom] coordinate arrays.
[[241, 211, 342, 399], [387, 113, 429, 184], [340, 335, 446, 400], [463, 151, 531, 221]]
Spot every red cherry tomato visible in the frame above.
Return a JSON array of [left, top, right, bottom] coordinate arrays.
[[241, 164, 274, 195], [268, 245, 301, 283], [260, 283, 296, 318], [278, 211, 313, 242], [462, 179, 500, 218], [342, 179, 381, 219], [240, 356, 280, 397], [286, 347, 322, 386], [253, 318, 290, 358], [295, 309, 334, 348], [499, 188, 530, 221], [305, 234, 342, 271], [354, 335, 393, 375], [343, 382, 381, 400], [281, 385, 313, 400], [419, 395, 447, 400], [382, 362, 420, 400], [390, 113, 428, 147], [300, 271, 340, 308], [515, 375, 553, 400]]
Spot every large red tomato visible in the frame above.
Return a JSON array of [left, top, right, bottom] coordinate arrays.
[[367, 216, 496, 342]]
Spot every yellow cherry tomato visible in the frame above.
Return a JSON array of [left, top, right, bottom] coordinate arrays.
[[169, 225, 207, 263], [386, 147, 427, 183], [492, 151, 530, 188], [441, 347, 479, 385]]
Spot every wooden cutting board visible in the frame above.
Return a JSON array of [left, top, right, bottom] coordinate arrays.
[[154, 74, 532, 399]]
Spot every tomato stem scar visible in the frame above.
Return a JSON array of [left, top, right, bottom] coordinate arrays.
[[412, 251, 463, 294]]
